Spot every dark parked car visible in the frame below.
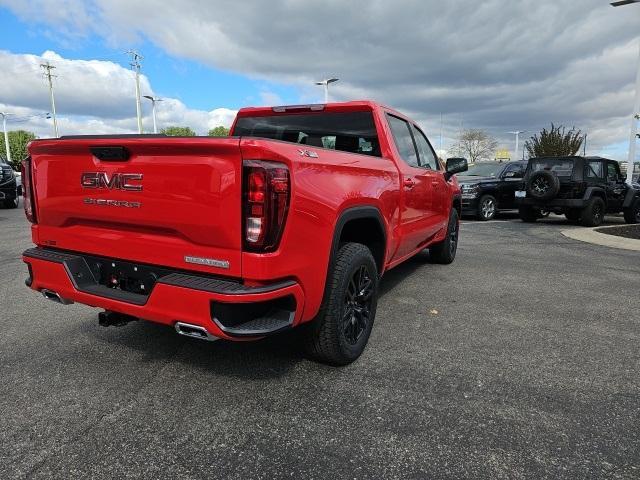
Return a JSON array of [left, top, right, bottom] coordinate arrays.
[[0, 160, 19, 209], [458, 161, 527, 220], [516, 156, 640, 226]]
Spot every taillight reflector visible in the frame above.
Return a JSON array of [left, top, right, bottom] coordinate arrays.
[[243, 160, 290, 252], [21, 158, 36, 224]]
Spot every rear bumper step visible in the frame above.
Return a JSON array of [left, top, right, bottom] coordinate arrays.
[[23, 247, 303, 340]]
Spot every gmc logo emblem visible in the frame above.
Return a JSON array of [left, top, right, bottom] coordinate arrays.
[[81, 172, 143, 191]]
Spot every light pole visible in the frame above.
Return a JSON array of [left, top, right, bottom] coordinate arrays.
[[508, 131, 526, 161], [0, 112, 13, 164], [611, 0, 640, 184], [143, 95, 163, 134], [315, 78, 339, 103]]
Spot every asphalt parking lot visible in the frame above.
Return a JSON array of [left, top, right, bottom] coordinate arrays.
[[1, 205, 638, 479]]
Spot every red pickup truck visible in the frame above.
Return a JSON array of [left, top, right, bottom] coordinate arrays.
[[21, 101, 467, 365]]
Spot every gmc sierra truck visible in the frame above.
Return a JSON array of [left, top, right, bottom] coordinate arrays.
[[22, 101, 467, 365]]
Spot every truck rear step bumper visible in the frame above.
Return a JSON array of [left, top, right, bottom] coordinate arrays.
[[23, 247, 304, 340]]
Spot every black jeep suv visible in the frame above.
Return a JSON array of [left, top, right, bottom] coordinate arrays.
[[458, 161, 528, 220], [516, 156, 640, 227], [0, 160, 19, 209]]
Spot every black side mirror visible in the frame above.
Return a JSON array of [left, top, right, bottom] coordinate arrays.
[[445, 157, 468, 181]]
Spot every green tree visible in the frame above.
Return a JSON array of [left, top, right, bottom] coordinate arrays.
[[0, 130, 37, 170], [208, 126, 230, 137], [451, 129, 498, 163], [525, 124, 583, 158], [160, 126, 196, 136]]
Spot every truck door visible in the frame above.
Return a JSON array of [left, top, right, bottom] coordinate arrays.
[[386, 114, 439, 259], [499, 162, 525, 209], [410, 124, 448, 224], [605, 160, 626, 211]]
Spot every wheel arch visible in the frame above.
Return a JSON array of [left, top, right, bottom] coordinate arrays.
[[330, 206, 387, 276]]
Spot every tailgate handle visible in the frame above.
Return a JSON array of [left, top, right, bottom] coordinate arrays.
[[90, 146, 130, 162]]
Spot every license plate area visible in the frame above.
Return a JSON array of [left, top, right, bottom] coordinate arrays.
[[515, 190, 526, 198]]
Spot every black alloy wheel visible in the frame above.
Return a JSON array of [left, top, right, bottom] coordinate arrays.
[[343, 265, 374, 345]]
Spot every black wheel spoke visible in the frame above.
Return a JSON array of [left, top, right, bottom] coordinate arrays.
[[341, 263, 374, 346]]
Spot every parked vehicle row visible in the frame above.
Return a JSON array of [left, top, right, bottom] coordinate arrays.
[[457, 156, 640, 227]]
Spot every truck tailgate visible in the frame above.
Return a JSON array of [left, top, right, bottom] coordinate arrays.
[[28, 137, 243, 277]]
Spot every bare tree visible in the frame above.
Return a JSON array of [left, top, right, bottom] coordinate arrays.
[[451, 129, 498, 163], [525, 123, 583, 158]]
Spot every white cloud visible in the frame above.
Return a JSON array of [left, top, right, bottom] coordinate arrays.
[[0, 50, 237, 137], [1, 0, 639, 159]]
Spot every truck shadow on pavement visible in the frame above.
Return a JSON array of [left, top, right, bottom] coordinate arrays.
[[84, 251, 435, 379]]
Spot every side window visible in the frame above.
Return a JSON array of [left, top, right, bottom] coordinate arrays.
[[586, 161, 603, 178], [606, 162, 619, 180], [503, 163, 524, 178], [386, 114, 419, 167], [411, 125, 438, 170]]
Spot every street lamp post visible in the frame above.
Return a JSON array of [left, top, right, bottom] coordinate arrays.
[[508, 131, 526, 161], [315, 78, 339, 103], [611, 0, 640, 184], [143, 95, 163, 134], [0, 112, 13, 164]]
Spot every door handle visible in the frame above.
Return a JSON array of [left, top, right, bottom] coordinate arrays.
[[403, 178, 415, 189]]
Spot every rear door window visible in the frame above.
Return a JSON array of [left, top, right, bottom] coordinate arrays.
[[586, 161, 603, 178], [233, 111, 381, 157], [386, 115, 419, 167], [410, 125, 439, 170]]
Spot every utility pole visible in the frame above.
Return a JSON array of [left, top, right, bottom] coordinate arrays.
[[611, 0, 640, 184], [508, 131, 525, 161], [0, 112, 13, 164], [127, 50, 144, 134], [143, 95, 163, 133], [40, 62, 59, 137]]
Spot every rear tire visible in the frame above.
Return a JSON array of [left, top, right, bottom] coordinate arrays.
[[429, 208, 460, 264], [580, 197, 605, 227], [3, 197, 19, 209], [519, 206, 538, 223], [565, 209, 581, 223], [477, 195, 497, 221], [623, 199, 640, 224], [301, 243, 378, 366]]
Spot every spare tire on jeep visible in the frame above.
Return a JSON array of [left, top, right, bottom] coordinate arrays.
[[527, 170, 560, 201]]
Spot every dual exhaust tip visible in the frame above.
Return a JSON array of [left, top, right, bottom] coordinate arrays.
[[40, 289, 217, 342], [175, 322, 218, 342], [41, 289, 74, 305]]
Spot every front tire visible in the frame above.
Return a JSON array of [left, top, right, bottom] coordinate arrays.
[[623, 199, 640, 224], [477, 194, 497, 221], [429, 208, 460, 264], [580, 197, 605, 227], [302, 243, 378, 366]]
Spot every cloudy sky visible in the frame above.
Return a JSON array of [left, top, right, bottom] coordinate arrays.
[[0, 0, 638, 160]]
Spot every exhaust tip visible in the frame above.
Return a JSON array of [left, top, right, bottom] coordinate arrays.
[[41, 289, 73, 305], [175, 322, 218, 342]]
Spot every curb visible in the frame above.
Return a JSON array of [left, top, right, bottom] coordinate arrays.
[[561, 225, 640, 252]]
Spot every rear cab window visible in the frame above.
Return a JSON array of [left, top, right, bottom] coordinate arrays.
[[233, 110, 381, 157]]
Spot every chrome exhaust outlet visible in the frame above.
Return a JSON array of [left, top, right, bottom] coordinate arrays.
[[41, 289, 74, 305], [174, 322, 218, 342]]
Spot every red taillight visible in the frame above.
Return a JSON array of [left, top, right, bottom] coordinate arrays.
[[243, 160, 290, 252], [21, 158, 37, 224]]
